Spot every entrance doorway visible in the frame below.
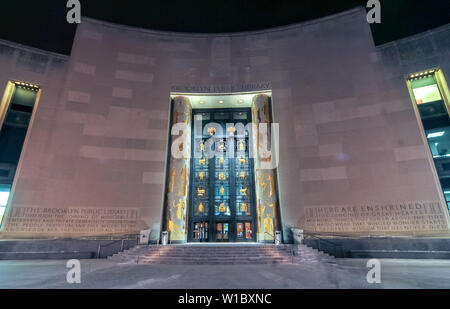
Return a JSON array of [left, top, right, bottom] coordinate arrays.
[[188, 108, 257, 242]]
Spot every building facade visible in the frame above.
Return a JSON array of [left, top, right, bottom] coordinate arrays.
[[1, 7, 450, 243]]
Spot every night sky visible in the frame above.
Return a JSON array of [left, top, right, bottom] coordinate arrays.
[[0, 0, 449, 55]]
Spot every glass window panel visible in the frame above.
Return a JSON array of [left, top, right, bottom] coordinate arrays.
[[237, 223, 243, 238], [214, 112, 231, 120], [0, 190, 10, 206], [245, 222, 252, 239], [413, 84, 442, 104], [223, 223, 228, 239], [233, 111, 247, 120]]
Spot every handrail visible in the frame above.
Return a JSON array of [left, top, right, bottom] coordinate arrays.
[[97, 235, 140, 258], [301, 232, 345, 257]]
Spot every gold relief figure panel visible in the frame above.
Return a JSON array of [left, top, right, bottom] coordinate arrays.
[[257, 199, 265, 234], [197, 188, 206, 197], [265, 201, 276, 208], [199, 171, 205, 180], [241, 202, 248, 213], [198, 202, 204, 213], [218, 142, 225, 151], [218, 172, 226, 180], [227, 127, 236, 136], [207, 127, 216, 136], [239, 141, 245, 151], [173, 198, 184, 220], [240, 171, 246, 180], [198, 157, 206, 165], [240, 187, 247, 196], [177, 164, 187, 196], [259, 172, 268, 195], [238, 157, 246, 164], [168, 220, 182, 238], [220, 186, 225, 196], [268, 174, 275, 197], [263, 213, 274, 236], [168, 168, 176, 193], [218, 202, 226, 213]]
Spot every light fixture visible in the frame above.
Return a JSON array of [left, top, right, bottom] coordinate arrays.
[[218, 100, 224, 104], [427, 131, 445, 138], [238, 99, 244, 104], [199, 100, 204, 104]]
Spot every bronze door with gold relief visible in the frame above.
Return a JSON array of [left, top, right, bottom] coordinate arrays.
[[188, 109, 257, 242]]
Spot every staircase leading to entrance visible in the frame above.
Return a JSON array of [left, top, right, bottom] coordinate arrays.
[[108, 244, 335, 265]]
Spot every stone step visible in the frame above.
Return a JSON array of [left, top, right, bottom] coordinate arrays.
[[108, 244, 334, 265]]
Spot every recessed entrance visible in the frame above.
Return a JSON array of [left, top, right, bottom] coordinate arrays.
[[162, 91, 281, 244], [188, 108, 257, 242]]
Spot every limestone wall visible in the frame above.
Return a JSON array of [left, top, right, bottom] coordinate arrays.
[[1, 7, 450, 239]]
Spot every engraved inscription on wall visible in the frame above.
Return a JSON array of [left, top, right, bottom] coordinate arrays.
[[303, 202, 449, 233], [2, 207, 139, 235]]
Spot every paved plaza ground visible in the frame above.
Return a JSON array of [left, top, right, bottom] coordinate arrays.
[[0, 258, 449, 289]]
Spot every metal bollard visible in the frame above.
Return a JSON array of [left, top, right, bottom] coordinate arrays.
[[275, 230, 282, 245], [161, 231, 169, 245]]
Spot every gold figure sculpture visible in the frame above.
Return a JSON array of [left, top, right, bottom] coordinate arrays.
[[197, 188, 205, 197], [239, 141, 244, 151], [173, 198, 184, 220], [199, 157, 206, 165], [168, 168, 176, 193], [265, 201, 276, 208], [259, 173, 268, 195], [218, 203, 226, 213], [268, 175, 275, 197], [218, 172, 226, 180], [178, 164, 187, 196], [238, 157, 246, 164], [207, 127, 216, 136], [218, 142, 225, 151], [199, 171, 204, 180], [263, 213, 274, 236], [240, 171, 246, 180], [200, 142, 205, 151], [219, 157, 224, 164], [241, 202, 248, 213], [258, 199, 265, 233], [198, 202, 204, 213], [227, 127, 236, 136], [168, 220, 182, 238], [240, 187, 247, 196], [220, 186, 225, 196]]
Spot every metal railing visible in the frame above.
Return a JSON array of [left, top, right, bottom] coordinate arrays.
[[303, 233, 345, 258], [96, 234, 140, 258]]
